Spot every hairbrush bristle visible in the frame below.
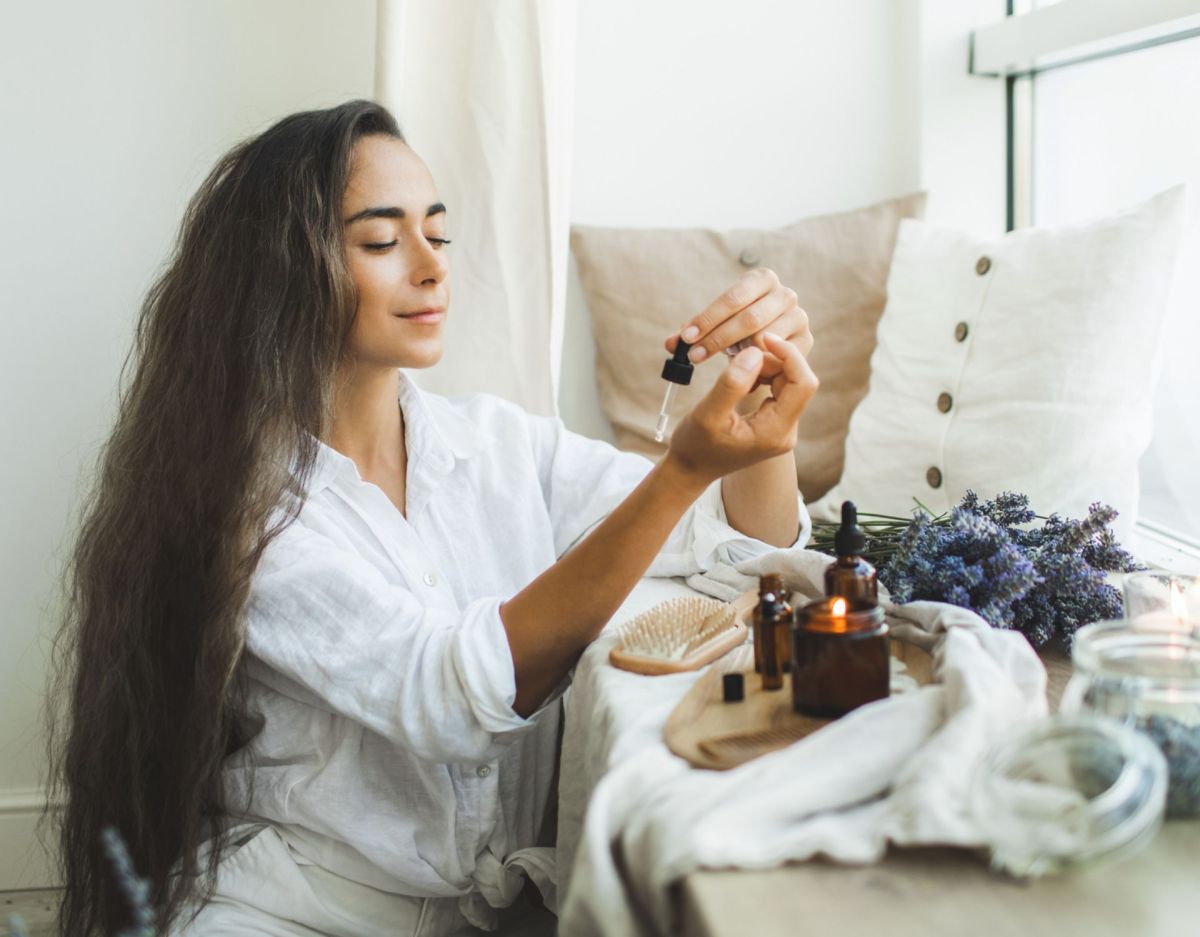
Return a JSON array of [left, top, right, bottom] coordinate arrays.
[[618, 597, 737, 661]]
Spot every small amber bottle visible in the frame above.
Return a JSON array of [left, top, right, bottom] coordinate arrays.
[[825, 501, 877, 602], [753, 574, 792, 690], [753, 573, 785, 674], [774, 579, 794, 675]]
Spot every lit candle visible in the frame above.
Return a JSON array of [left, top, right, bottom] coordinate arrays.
[[1123, 571, 1200, 628], [791, 596, 890, 717]]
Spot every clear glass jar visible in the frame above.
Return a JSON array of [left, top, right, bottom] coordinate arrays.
[[972, 716, 1167, 877], [1060, 618, 1200, 817]]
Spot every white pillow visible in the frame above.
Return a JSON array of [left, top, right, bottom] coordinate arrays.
[[813, 186, 1186, 541]]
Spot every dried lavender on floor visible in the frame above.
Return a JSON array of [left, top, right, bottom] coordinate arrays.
[[100, 825, 156, 937]]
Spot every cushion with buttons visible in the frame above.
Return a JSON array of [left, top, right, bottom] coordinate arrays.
[[571, 193, 926, 502], [813, 185, 1186, 539]]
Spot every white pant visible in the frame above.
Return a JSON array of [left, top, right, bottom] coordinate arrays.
[[168, 824, 485, 937]]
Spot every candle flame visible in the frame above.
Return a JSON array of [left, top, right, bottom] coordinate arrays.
[[832, 597, 848, 617]]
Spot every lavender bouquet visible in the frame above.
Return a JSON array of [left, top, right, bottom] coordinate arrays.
[[811, 491, 1141, 648]]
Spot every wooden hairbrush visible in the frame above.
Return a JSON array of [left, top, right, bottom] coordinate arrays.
[[608, 590, 756, 676]]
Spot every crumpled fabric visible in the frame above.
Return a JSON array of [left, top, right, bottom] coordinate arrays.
[[557, 548, 1048, 937], [460, 845, 558, 930]]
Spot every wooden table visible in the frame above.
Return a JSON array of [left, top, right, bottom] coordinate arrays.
[[679, 650, 1200, 937]]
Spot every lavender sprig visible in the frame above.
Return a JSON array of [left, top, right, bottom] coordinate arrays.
[[882, 506, 1039, 630]]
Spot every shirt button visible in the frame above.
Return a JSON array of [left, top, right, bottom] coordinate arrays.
[[975, 256, 992, 275], [476, 764, 492, 778], [422, 572, 437, 587], [926, 466, 943, 489], [937, 392, 953, 413], [954, 321, 969, 342], [738, 249, 761, 268]]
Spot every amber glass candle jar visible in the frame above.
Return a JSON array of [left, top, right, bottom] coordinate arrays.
[[791, 597, 889, 718]]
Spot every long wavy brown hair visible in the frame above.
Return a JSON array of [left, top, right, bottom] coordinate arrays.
[[42, 100, 404, 936]]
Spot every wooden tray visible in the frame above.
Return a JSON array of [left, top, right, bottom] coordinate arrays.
[[664, 630, 935, 771]]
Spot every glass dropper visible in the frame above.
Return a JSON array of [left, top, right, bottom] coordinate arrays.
[[656, 340, 695, 442], [654, 339, 757, 442]]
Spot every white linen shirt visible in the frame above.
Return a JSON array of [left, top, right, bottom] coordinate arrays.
[[221, 372, 809, 929]]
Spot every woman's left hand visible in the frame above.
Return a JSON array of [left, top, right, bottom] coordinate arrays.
[[665, 268, 813, 383]]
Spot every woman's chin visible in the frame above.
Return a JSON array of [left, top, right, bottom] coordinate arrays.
[[397, 344, 444, 370], [345, 334, 444, 371]]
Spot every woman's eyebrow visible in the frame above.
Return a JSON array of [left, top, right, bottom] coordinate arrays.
[[344, 203, 447, 224]]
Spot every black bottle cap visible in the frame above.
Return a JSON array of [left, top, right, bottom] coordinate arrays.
[[661, 340, 694, 385], [834, 500, 867, 556], [722, 672, 745, 702]]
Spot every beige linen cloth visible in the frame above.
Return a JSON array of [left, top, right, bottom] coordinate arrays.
[[555, 549, 1048, 937]]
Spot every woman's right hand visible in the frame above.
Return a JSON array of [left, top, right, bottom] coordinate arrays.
[[505, 335, 815, 716], [664, 331, 818, 486]]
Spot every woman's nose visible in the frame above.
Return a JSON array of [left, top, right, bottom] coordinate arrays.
[[410, 240, 449, 286]]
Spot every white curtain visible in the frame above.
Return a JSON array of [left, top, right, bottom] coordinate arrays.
[[375, 0, 576, 416]]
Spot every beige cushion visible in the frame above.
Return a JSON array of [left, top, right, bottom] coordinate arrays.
[[570, 193, 926, 502], [813, 186, 1186, 541]]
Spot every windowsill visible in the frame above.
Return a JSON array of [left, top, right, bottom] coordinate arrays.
[[1130, 519, 1200, 573]]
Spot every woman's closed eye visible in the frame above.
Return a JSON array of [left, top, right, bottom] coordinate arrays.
[[363, 236, 452, 252]]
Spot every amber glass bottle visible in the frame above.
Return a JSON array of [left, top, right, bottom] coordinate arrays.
[[753, 573, 792, 690], [824, 501, 877, 602]]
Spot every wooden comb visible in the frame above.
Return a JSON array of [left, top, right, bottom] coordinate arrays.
[[608, 590, 756, 676]]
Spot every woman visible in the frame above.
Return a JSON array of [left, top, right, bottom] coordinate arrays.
[[46, 100, 817, 936]]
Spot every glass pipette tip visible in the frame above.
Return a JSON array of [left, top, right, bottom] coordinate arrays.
[[654, 382, 677, 443]]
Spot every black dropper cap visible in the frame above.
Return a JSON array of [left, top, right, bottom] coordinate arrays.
[[834, 500, 867, 556], [661, 340, 694, 385]]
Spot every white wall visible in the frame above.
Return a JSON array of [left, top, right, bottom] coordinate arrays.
[[917, 0, 1008, 234], [0, 0, 376, 889], [570, 0, 921, 230]]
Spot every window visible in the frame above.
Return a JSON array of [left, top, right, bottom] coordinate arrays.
[[973, 0, 1200, 565], [1029, 34, 1200, 558]]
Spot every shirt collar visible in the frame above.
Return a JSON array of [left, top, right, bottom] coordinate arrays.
[[398, 370, 485, 465], [300, 370, 485, 496]]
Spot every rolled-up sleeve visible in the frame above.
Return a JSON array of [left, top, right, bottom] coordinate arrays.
[[640, 474, 810, 576], [246, 527, 545, 765]]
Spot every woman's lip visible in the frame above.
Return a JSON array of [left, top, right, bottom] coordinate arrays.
[[395, 309, 446, 323]]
